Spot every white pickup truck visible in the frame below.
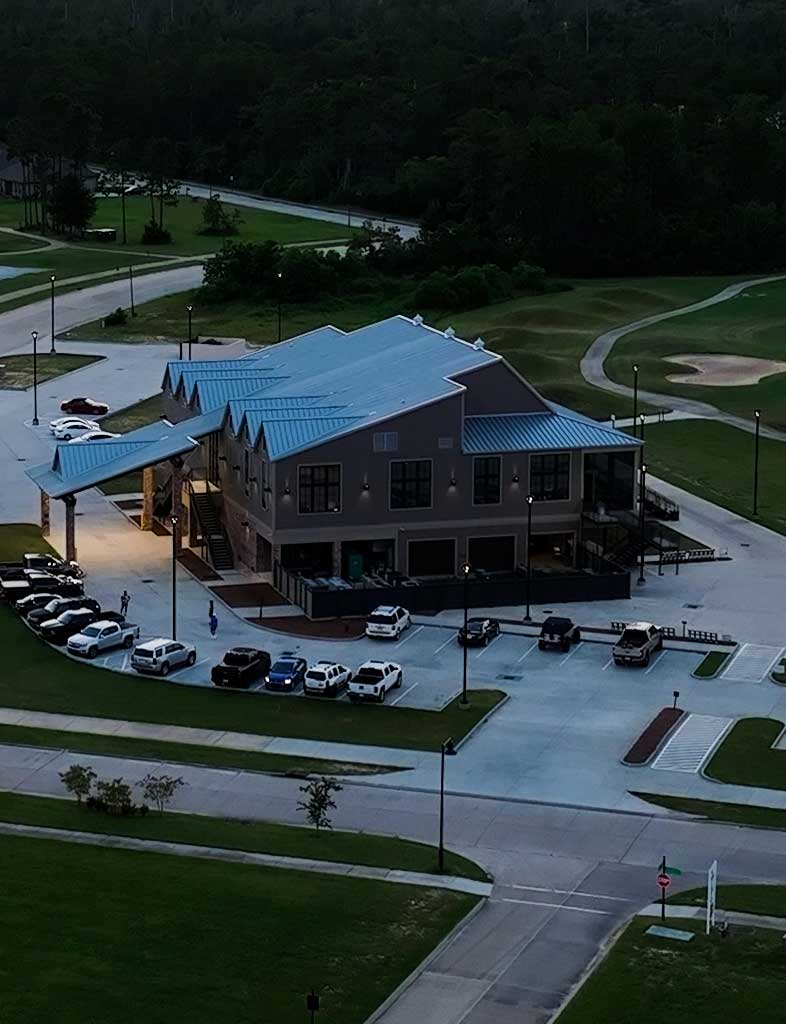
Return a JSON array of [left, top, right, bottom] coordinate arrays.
[[612, 621, 664, 667], [67, 619, 140, 659], [348, 660, 403, 703]]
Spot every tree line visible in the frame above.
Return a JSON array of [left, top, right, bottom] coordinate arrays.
[[2, 0, 786, 272]]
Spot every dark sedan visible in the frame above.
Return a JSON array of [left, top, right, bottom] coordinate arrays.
[[28, 596, 100, 629], [39, 608, 98, 646], [538, 616, 581, 652], [264, 655, 308, 692], [60, 397, 110, 416], [457, 617, 501, 647]]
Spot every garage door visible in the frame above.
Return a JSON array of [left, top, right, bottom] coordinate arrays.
[[468, 535, 516, 573], [408, 538, 456, 577]]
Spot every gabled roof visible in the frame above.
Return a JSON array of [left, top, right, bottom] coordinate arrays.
[[239, 406, 350, 448], [193, 376, 288, 411], [462, 411, 640, 454], [264, 417, 365, 458], [225, 396, 328, 432]]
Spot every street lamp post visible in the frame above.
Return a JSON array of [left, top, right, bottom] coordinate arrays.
[[31, 330, 39, 425], [438, 737, 457, 873], [753, 409, 761, 516], [129, 264, 136, 317], [638, 462, 647, 585], [524, 494, 534, 621], [170, 514, 179, 639], [632, 364, 639, 438], [277, 271, 283, 343], [461, 563, 470, 705], [187, 304, 193, 360], [639, 413, 646, 445], [49, 275, 56, 353]]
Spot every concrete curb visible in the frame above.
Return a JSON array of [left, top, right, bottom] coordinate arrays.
[[364, 897, 486, 1024], [454, 692, 510, 752], [620, 706, 686, 767], [690, 649, 734, 680]]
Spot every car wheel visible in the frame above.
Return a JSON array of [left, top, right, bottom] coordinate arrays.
[[642, 652, 650, 667], [63, 433, 71, 441], [87, 646, 98, 659], [657, 636, 664, 651], [394, 672, 402, 688], [483, 635, 489, 646], [395, 629, 401, 640], [187, 651, 196, 666], [123, 635, 133, 649], [613, 658, 622, 666], [562, 640, 570, 652], [379, 689, 386, 703], [160, 661, 170, 676], [538, 640, 545, 650], [573, 629, 581, 643]]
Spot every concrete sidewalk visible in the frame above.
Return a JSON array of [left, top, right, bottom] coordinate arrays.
[[0, 819, 490, 895], [640, 901, 786, 931]]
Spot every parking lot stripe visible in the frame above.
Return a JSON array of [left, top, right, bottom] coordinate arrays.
[[644, 649, 666, 675], [474, 639, 497, 658], [516, 641, 538, 663], [498, 897, 612, 916], [395, 625, 424, 647], [432, 634, 455, 656], [391, 683, 419, 706], [558, 642, 583, 667], [602, 656, 615, 670]]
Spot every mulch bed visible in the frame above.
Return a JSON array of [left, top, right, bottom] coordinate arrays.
[[623, 707, 685, 765], [211, 582, 286, 607], [177, 549, 221, 581], [245, 615, 366, 639], [115, 499, 143, 511]]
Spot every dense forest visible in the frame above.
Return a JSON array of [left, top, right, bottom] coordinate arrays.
[[2, 0, 786, 274]]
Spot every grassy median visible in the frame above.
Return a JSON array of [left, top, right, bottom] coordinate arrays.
[[631, 791, 786, 831], [704, 717, 786, 788]]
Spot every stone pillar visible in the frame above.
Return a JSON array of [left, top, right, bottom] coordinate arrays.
[[141, 467, 154, 531], [63, 494, 77, 562], [40, 490, 51, 538], [331, 541, 341, 577], [170, 457, 183, 553]]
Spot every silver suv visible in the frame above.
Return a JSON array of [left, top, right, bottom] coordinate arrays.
[[131, 638, 197, 676]]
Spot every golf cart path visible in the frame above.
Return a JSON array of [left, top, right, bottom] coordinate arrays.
[[580, 273, 786, 442]]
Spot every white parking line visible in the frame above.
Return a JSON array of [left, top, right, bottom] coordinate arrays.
[[516, 641, 538, 663], [602, 657, 615, 671], [644, 649, 667, 675], [432, 634, 455, 656], [558, 641, 583, 667], [395, 625, 424, 647], [391, 683, 419, 706], [191, 657, 210, 671], [474, 639, 497, 658], [497, 897, 612, 916]]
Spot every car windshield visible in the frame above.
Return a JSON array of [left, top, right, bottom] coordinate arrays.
[[80, 626, 101, 637], [356, 667, 384, 680], [620, 629, 648, 646], [369, 613, 396, 624], [224, 651, 252, 666], [466, 619, 485, 632], [271, 660, 295, 674], [307, 671, 326, 681]]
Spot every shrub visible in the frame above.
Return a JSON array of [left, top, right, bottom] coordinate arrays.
[[105, 307, 127, 326], [512, 261, 547, 292], [451, 266, 493, 308], [141, 220, 172, 244], [412, 271, 458, 310], [59, 764, 96, 804]]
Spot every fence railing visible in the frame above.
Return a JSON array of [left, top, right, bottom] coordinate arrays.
[[610, 620, 723, 644]]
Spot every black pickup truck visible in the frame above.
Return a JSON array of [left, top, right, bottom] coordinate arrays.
[[0, 553, 83, 579], [211, 647, 271, 689]]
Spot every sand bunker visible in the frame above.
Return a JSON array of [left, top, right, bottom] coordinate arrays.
[[664, 353, 786, 387]]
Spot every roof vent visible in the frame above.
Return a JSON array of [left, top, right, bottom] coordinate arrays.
[[413, 313, 424, 325], [473, 337, 485, 350], [444, 326, 455, 339]]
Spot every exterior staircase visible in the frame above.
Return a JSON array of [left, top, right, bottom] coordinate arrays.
[[190, 491, 234, 571]]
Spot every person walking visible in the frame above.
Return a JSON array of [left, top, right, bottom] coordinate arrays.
[[209, 611, 218, 637], [120, 590, 130, 618]]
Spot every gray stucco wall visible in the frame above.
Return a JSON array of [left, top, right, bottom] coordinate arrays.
[[454, 362, 550, 414]]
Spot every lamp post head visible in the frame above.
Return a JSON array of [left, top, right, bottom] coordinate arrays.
[[633, 364, 639, 373], [462, 562, 471, 576], [187, 304, 193, 313], [277, 271, 282, 280], [639, 413, 645, 423], [754, 409, 761, 419], [526, 494, 534, 505], [50, 275, 56, 283], [641, 463, 647, 474], [442, 737, 457, 756], [31, 330, 38, 341], [170, 514, 179, 526]]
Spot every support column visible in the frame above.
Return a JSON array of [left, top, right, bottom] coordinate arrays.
[[40, 490, 50, 538], [63, 494, 77, 563], [141, 467, 154, 531], [170, 457, 183, 554], [331, 541, 341, 577]]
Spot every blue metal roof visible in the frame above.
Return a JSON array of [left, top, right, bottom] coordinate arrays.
[[463, 413, 641, 454], [240, 406, 350, 447], [264, 417, 364, 458], [226, 396, 327, 432], [194, 376, 288, 411]]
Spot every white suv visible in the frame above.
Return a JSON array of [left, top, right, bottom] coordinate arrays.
[[348, 660, 402, 703], [303, 661, 352, 698], [131, 638, 197, 676], [365, 605, 411, 640]]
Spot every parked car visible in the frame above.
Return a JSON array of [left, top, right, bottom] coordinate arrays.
[[265, 655, 308, 692], [67, 619, 139, 658], [66, 429, 120, 444], [457, 617, 500, 647], [60, 397, 110, 416], [1, 570, 83, 603], [538, 616, 581, 652], [13, 591, 62, 615], [27, 595, 100, 629], [49, 415, 99, 433], [52, 420, 101, 441], [365, 605, 411, 640], [0, 552, 83, 579], [131, 638, 197, 676], [39, 608, 100, 646], [211, 647, 270, 689], [304, 661, 352, 698], [348, 660, 402, 703], [613, 622, 664, 667]]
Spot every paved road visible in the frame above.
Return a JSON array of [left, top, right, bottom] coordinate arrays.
[[580, 273, 786, 441], [4, 740, 786, 1024]]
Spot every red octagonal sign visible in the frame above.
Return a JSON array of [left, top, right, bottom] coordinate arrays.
[[657, 873, 671, 888]]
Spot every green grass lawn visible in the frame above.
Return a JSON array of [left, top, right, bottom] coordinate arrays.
[[0, 231, 48, 252], [631, 791, 786, 831], [693, 650, 730, 677], [0, 722, 404, 778], [96, 395, 166, 493], [0, 243, 173, 297], [0, 606, 504, 751], [705, 717, 786, 789], [0, 790, 485, 879], [0, 352, 101, 389], [0, 832, 475, 1023], [0, 522, 57, 561], [607, 277, 786, 429], [643, 419, 786, 536], [671, 884, 786, 917], [556, 917, 786, 1024]]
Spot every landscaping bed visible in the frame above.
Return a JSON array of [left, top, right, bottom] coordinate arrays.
[[247, 614, 367, 639], [622, 707, 684, 765], [693, 650, 730, 678], [705, 717, 786, 788], [632, 791, 786, 831], [670, 884, 786, 917], [0, 352, 101, 389], [211, 581, 287, 607]]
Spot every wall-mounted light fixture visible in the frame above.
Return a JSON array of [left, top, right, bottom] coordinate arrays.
[[232, 464, 240, 471], [241, 520, 250, 529], [512, 473, 520, 484], [264, 485, 273, 494], [283, 485, 291, 496], [218, 455, 227, 463], [362, 482, 370, 491], [449, 476, 457, 488]]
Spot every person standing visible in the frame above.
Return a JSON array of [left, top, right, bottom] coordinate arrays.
[[120, 590, 130, 618], [209, 611, 218, 637]]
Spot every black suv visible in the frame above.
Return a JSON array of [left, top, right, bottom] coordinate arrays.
[[538, 616, 581, 652]]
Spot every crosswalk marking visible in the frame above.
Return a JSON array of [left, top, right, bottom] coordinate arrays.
[[720, 643, 784, 683], [651, 714, 732, 773]]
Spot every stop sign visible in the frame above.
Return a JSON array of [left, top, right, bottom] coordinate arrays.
[[657, 873, 671, 888]]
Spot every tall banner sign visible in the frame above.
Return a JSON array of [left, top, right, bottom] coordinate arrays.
[[706, 859, 718, 935]]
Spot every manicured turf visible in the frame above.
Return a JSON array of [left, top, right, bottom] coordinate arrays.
[[0, 723, 403, 778], [670, 884, 786, 917], [0, 352, 101, 389], [693, 650, 730, 677], [608, 277, 786, 429], [0, 244, 169, 297], [96, 394, 166, 494], [0, 832, 475, 1023], [0, 607, 504, 751], [0, 790, 485, 879], [631, 791, 786, 831], [705, 717, 786, 789], [556, 917, 786, 1024], [0, 231, 46, 252], [0, 522, 58, 561], [643, 419, 786, 536]]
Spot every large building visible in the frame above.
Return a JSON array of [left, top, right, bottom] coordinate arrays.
[[29, 316, 641, 601]]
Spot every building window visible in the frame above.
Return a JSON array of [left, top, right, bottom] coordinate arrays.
[[298, 464, 341, 514], [390, 460, 431, 509], [373, 431, 398, 452], [530, 453, 571, 501], [473, 456, 501, 505]]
